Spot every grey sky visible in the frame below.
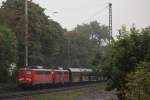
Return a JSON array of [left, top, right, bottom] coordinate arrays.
[[1, 0, 150, 35]]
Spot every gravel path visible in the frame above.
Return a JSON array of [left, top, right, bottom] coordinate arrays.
[[75, 83, 118, 100], [76, 91, 118, 100]]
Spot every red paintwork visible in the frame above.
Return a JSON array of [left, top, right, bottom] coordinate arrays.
[[18, 68, 33, 85], [17, 67, 94, 87], [52, 69, 69, 84], [17, 68, 69, 85], [32, 69, 53, 85], [18, 68, 53, 85]]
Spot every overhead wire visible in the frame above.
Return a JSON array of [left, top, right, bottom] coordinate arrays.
[[82, 4, 108, 24]]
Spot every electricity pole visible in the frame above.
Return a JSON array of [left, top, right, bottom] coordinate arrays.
[[109, 3, 112, 43], [25, 0, 28, 67], [68, 39, 71, 68]]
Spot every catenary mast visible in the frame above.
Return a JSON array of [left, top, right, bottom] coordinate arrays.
[[109, 3, 112, 43], [25, 0, 28, 67]]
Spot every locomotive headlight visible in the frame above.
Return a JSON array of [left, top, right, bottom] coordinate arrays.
[[26, 78, 31, 81], [19, 78, 24, 81]]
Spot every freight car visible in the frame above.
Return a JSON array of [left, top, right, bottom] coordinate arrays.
[[17, 66, 97, 88], [68, 68, 93, 82]]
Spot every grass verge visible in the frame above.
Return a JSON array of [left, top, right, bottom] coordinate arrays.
[[32, 83, 107, 100]]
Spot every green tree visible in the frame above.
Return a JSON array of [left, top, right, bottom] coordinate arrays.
[[101, 26, 150, 99], [124, 62, 150, 100], [0, 0, 64, 67], [57, 32, 97, 68], [74, 21, 109, 45], [0, 26, 17, 82], [73, 21, 110, 71]]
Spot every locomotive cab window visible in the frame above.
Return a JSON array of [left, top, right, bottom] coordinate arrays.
[[19, 70, 25, 75], [26, 70, 31, 74], [18, 70, 31, 75]]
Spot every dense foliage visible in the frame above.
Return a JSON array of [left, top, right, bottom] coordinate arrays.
[[72, 21, 109, 70], [124, 62, 150, 100], [102, 26, 150, 99], [49, 21, 110, 68], [74, 21, 109, 45], [0, 26, 17, 82], [62, 32, 98, 67], [0, 0, 64, 66]]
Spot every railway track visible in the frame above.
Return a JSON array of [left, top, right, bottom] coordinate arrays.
[[0, 81, 104, 100]]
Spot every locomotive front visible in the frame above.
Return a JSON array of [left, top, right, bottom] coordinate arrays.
[[18, 68, 33, 86]]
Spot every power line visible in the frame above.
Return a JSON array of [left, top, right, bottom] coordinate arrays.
[[82, 5, 108, 24]]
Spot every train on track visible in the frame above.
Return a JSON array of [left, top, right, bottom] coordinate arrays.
[[17, 66, 98, 88]]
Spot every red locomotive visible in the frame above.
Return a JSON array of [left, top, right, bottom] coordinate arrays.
[[17, 66, 96, 88]]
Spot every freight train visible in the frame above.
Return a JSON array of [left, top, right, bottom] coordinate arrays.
[[17, 66, 98, 88]]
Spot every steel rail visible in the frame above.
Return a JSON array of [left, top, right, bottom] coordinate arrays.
[[0, 81, 104, 100]]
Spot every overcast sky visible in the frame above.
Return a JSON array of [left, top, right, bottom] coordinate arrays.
[[1, 0, 150, 35]]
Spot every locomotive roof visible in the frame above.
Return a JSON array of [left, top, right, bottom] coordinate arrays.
[[68, 68, 81, 72], [53, 69, 69, 72], [80, 68, 92, 72], [32, 69, 52, 71], [68, 68, 92, 72], [18, 68, 52, 71]]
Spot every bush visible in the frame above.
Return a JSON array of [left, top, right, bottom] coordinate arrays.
[[124, 62, 150, 100], [0, 26, 17, 83]]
